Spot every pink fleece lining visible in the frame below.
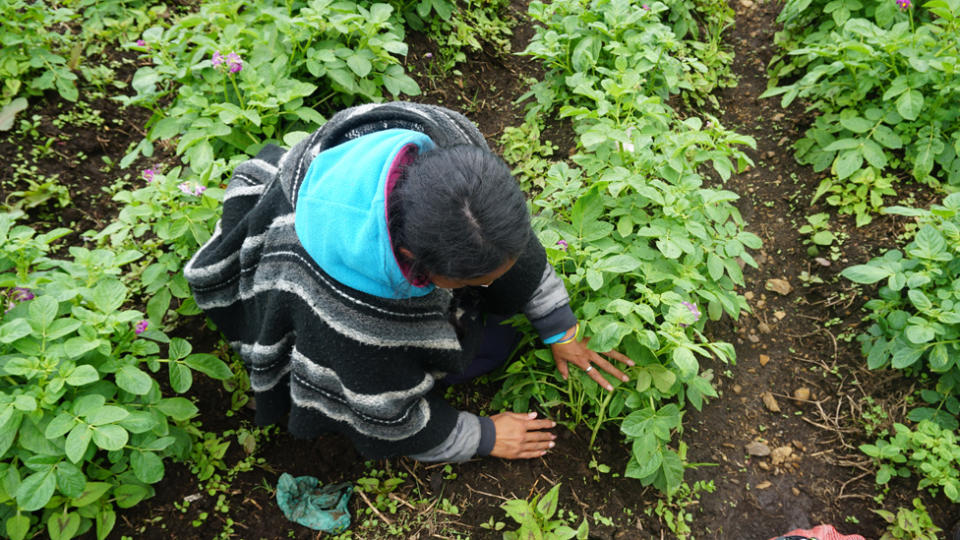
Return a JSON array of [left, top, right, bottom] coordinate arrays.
[[384, 143, 430, 287]]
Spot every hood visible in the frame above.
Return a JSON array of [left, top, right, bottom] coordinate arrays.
[[294, 129, 436, 299]]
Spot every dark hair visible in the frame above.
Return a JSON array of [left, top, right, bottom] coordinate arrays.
[[389, 145, 530, 282]]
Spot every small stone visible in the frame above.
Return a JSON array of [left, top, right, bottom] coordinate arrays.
[[745, 441, 771, 456], [793, 387, 811, 403], [748, 334, 760, 343], [792, 440, 805, 451], [745, 291, 755, 301], [774, 311, 786, 320], [758, 322, 772, 334], [762, 391, 781, 412], [758, 461, 771, 471], [814, 257, 831, 267], [755, 481, 772, 490], [742, 0, 754, 7], [765, 278, 793, 295], [771, 446, 793, 465], [792, 487, 801, 496], [759, 354, 770, 366], [733, 384, 742, 394]]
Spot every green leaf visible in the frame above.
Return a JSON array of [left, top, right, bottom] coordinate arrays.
[[89, 279, 127, 313], [904, 325, 934, 344], [896, 90, 923, 121], [6, 515, 30, 540], [585, 269, 603, 291], [860, 140, 887, 168], [839, 115, 873, 133], [184, 354, 233, 380], [648, 366, 677, 393], [156, 397, 199, 421], [594, 255, 641, 273], [0, 318, 32, 343], [131, 451, 164, 484], [872, 124, 902, 149], [346, 54, 372, 77], [45, 412, 77, 439], [56, 462, 86, 498], [114, 483, 151, 509], [833, 149, 862, 180], [535, 483, 560, 520], [72, 481, 112, 507], [929, 344, 952, 372], [907, 289, 932, 310], [96, 505, 116, 540], [671, 348, 698, 376], [29, 295, 59, 330], [86, 406, 129, 426], [0, 97, 28, 131], [840, 264, 890, 284], [891, 344, 923, 369], [66, 365, 98, 386], [116, 365, 153, 395], [168, 338, 192, 360], [169, 362, 192, 393], [91, 424, 128, 451], [65, 425, 92, 463], [707, 253, 724, 281], [47, 510, 81, 540], [16, 469, 56, 511]]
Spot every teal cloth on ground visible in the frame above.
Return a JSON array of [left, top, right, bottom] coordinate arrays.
[[276, 473, 353, 533]]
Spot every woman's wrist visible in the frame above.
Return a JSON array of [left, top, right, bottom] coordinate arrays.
[[551, 323, 579, 346]]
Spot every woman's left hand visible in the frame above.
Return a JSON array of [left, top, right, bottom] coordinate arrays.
[[551, 335, 634, 392]]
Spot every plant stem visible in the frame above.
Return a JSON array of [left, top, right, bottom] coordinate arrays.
[[588, 387, 614, 450]]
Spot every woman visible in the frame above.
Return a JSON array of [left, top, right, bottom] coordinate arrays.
[[185, 102, 633, 462]]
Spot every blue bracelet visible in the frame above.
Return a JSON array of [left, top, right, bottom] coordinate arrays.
[[542, 330, 568, 345]]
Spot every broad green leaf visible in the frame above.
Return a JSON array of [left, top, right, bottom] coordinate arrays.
[[904, 325, 934, 344], [65, 425, 92, 463], [47, 511, 81, 540], [535, 483, 560, 520], [96, 505, 116, 540], [131, 451, 164, 484], [28, 296, 59, 330], [594, 255, 641, 274], [907, 289, 932, 310], [89, 279, 127, 314], [929, 344, 952, 372], [168, 338, 192, 360], [891, 344, 923, 369], [839, 115, 872, 133], [896, 90, 923, 121], [71, 481, 112, 507], [707, 253, 724, 281], [861, 140, 886, 168], [5, 515, 30, 540], [86, 406, 129, 426], [0, 319, 32, 343], [585, 269, 603, 291], [671, 348, 698, 375], [184, 354, 233, 380], [92, 425, 128, 451], [113, 483, 151, 509], [156, 397, 199, 421], [45, 412, 77, 439], [116, 365, 153, 395], [66, 365, 98, 386], [648, 365, 677, 393], [872, 124, 902, 149], [833, 149, 862, 180], [16, 469, 56, 511], [169, 362, 192, 393], [55, 462, 86, 498], [634, 369, 652, 392], [118, 411, 160, 434], [840, 264, 890, 283]]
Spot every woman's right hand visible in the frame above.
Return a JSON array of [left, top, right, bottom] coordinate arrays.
[[489, 412, 556, 459]]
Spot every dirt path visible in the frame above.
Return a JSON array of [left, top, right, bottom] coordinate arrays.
[[683, 1, 957, 538]]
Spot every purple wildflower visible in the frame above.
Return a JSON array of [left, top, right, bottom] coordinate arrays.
[[11, 287, 34, 302], [143, 168, 156, 183], [424, 52, 434, 59], [679, 301, 701, 327], [556, 239, 568, 251], [194, 185, 207, 196], [134, 320, 149, 335], [136, 39, 148, 48], [896, 0, 910, 9], [212, 51, 225, 67], [178, 182, 206, 197], [226, 52, 243, 73], [642, 3, 650, 9]]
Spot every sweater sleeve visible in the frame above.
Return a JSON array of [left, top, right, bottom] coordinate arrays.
[[479, 232, 578, 340]]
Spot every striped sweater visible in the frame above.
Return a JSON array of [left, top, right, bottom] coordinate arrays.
[[184, 103, 576, 460]]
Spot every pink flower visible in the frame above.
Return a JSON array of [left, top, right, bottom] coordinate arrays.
[[143, 168, 156, 183], [642, 3, 650, 9], [424, 52, 433, 59], [226, 52, 243, 73], [178, 182, 206, 197], [212, 51, 225, 67], [134, 320, 149, 335], [896, 0, 911, 9], [136, 39, 148, 48], [679, 301, 701, 327], [6, 287, 35, 313], [556, 239, 568, 251]]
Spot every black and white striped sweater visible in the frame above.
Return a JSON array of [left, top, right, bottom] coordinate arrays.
[[184, 103, 576, 460]]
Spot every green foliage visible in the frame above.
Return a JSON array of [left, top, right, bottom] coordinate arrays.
[[647, 479, 715, 540], [874, 497, 942, 540], [495, 0, 756, 497], [0, 212, 235, 540], [119, 0, 420, 173], [841, 193, 960, 396], [0, 0, 162, 106], [764, 0, 960, 219], [498, 483, 588, 540], [861, 420, 960, 502]]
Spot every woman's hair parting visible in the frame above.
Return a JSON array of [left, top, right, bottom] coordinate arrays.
[[389, 144, 530, 281]]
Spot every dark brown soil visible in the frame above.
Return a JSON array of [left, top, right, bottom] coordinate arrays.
[[5, 1, 958, 539]]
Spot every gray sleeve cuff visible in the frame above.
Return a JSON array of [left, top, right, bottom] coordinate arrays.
[[476, 416, 496, 457], [406, 412, 481, 463], [522, 264, 571, 322]]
